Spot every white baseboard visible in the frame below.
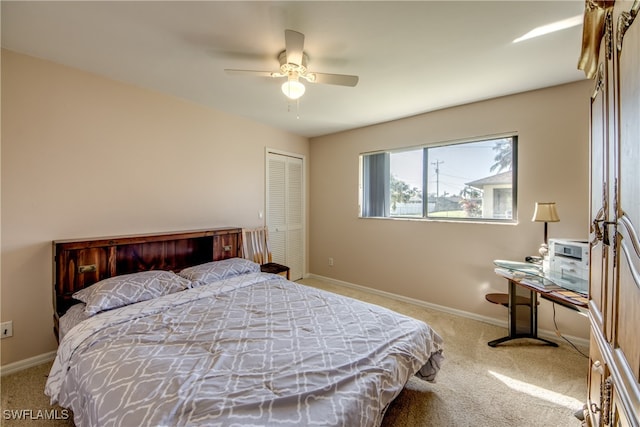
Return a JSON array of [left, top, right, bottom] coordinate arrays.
[[0, 351, 57, 377], [1, 274, 588, 376], [304, 273, 589, 350]]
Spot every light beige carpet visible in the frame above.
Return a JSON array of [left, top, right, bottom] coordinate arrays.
[[300, 278, 587, 427], [1, 277, 587, 426]]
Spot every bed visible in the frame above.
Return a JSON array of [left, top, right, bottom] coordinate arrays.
[[46, 228, 444, 427]]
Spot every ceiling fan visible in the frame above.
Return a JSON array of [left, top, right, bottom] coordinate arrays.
[[224, 29, 359, 100]]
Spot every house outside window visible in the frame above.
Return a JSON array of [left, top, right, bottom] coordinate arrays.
[[359, 135, 517, 222]]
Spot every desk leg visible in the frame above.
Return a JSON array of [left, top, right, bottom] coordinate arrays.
[[488, 280, 558, 347], [528, 291, 558, 346]]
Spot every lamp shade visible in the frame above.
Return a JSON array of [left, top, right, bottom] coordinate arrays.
[[281, 78, 305, 100], [532, 202, 560, 222]]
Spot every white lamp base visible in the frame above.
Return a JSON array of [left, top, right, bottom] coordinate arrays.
[[538, 243, 549, 258], [538, 244, 550, 273]]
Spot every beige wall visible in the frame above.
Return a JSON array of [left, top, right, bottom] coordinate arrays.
[[309, 80, 593, 339], [1, 47, 593, 367], [0, 50, 309, 365]]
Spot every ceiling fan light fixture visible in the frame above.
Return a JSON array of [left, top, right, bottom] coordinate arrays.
[[225, 30, 358, 102], [281, 76, 306, 100]]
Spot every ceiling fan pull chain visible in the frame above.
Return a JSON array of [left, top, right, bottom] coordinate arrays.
[[284, 99, 301, 119]]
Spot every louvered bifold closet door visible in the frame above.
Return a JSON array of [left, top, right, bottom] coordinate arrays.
[[268, 155, 287, 266], [267, 152, 304, 281]]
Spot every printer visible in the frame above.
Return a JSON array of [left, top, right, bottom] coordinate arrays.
[[548, 239, 589, 294]]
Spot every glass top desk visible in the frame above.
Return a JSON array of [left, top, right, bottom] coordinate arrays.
[[488, 260, 588, 347]]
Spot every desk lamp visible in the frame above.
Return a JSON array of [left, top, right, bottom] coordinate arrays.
[[532, 202, 560, 258]]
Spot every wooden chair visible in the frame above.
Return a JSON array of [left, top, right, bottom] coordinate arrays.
[[241, 227, 290, 280]]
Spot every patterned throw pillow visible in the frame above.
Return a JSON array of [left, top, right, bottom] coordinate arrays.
[[178, 258, 260, 287], [73, 270, 191, 315]]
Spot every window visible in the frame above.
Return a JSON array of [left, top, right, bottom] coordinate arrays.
[[360, 136, 517, 222]]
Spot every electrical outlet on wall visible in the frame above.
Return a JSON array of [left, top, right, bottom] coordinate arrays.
[[1, 321, 13, 338], [328, 257, 334, 266]]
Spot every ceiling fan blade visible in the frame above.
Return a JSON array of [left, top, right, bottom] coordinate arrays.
[[284, 29, 304, 65], [309, 72, 359, 87], [224, 69, 283, 78]]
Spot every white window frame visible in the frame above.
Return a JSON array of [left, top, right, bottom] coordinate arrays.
[[359, 135, 518, 223]]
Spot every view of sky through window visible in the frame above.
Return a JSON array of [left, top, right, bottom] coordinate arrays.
[[390, 141, 500, 197]]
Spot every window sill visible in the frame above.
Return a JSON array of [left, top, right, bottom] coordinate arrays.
[[357, 215, 518, 225]]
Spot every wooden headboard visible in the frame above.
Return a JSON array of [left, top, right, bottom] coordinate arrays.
[[52, 227, 242, 337]]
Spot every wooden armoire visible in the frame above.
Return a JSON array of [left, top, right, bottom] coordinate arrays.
[[579, 0, 639, 425]]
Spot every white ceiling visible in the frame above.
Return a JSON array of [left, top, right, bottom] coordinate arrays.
[[1, 1, 587, 138]]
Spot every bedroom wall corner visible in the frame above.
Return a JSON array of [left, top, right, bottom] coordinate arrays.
[[0, 49, 309, 366]]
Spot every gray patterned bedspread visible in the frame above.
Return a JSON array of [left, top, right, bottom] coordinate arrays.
[[46, 273, 444, 427]]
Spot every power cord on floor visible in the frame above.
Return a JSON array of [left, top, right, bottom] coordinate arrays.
[[552, 303, 589, 358]]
